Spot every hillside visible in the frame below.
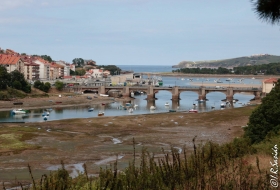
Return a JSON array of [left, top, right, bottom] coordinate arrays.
[[173, 54, 280, 68]]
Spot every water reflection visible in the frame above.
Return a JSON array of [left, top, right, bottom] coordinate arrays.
[[0, 76, 259, 123]]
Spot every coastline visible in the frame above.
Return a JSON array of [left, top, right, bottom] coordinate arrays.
[[141, 72, 279, 79]]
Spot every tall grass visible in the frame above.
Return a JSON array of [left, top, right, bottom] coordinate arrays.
[[3, 137, 276, 190]]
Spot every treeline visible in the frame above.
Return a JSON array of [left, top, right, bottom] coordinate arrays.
[[174, 62, 280, 75], [0, 65, 31, 93]]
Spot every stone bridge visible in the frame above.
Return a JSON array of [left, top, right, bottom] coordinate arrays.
[[67, 85, 262, 101]]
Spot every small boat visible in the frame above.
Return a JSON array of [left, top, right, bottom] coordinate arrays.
[[198, 99, 205, 103], [42, 111, 50, 116], [150, 106, 156, 110], [165, 102, 169, 106], [12, 109, 27, 114], [128, 108, 133, 113], [43, 116, 48, 121], [134, 104, 138, 108], [125, 103, 131, 107], [188, 109, 198, 113], [100, 94, 109, 97], [169, 109, 176, 112], [98, 111, 104, 116], [181, 78, 185, 80], [220, 103, 225, 108], [101, 103, 106, 105], [13, 102, 23, 105], [252, 77, 255, 79], [88, 108, 94, 112]]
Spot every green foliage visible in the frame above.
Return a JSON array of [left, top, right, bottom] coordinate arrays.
[[55, 80, 64, 91], [176, 62, 280, 75], [33, 80, 51, 93], [73, 58, 85, 67], [10, 70, 30, 93], [0, 65, 10, 90], [40, 55, 53, 62], [244, 79, 280, 143], [252, 0, 280, 24], [12, 80, 22, 90], [97, 65, 122, 75]]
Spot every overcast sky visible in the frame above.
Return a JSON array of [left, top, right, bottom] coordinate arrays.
[[0, 0, 279, 65]]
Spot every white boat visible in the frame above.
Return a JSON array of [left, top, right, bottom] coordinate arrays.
[[181, 78, 185, 80], [220, 103, 225, 108], [252, 77, 255, 79], [98, 111, 104, 116], [128, 108, 133, 113], [150, 106, 156, 110], [165, 102, 169, 106], [100, 94, 109, 97], [88, 108, 94, 112], [131, 92, 134, 98], [12, 109, 27, 114], [134, 104, 138, 108]]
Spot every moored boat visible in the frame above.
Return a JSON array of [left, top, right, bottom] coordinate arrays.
[[12, 109, 28, 114], [188, 109, 198, 113], [169, 109, 176, 112], [88, 108, 94, 112], [150, 106, 156, 110], [98, 111, 104, 116], [165, 102, 169, 106]]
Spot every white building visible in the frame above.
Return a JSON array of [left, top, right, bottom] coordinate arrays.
[[262, 78, 278, 94]]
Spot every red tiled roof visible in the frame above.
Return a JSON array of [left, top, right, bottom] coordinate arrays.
[[263, 78, 278, 83], [0, 54, 21, 65]]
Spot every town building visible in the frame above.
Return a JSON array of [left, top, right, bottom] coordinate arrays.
[[0, 54, 25, 74], [262, 78, 278, 94]]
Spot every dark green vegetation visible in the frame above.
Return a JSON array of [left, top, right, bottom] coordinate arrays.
[[0, 65, 31, 94], [97, 65, 122, 76], [32, 55, 53, 62], [251, 0, 280, 24], [174, 62, 280, 75], [244, 79, 280, 143], [174, 55, 280, 69], [33, 80, 51, 93]]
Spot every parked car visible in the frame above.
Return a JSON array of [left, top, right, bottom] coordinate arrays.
[[87, 96, 92, 100]]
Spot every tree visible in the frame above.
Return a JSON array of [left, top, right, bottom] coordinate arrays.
[[0, 65, 10, 90], [72, 58, 84, 67], [55, 80, 64, 91], [10, 70, 29, 92], [40, 55, 53, 62], [251, 0, 280, 24], [244, 79, 280, 143]]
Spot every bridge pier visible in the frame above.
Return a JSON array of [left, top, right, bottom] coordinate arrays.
[[198, 86, 206, 100], [122, 87, 130, 98], [226, 87, 234, 102], [254, 91, 261, 100], [171, 100, 180, 110], [98, 86, 105, 95], [146, 86, 155, 100], [171, 86, 180, 100]]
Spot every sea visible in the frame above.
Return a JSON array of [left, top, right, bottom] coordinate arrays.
[[0, 65, 262, 123], [117, 65, 174, 73]]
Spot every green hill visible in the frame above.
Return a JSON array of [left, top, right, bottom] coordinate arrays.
[[173, 54, 280, 68]]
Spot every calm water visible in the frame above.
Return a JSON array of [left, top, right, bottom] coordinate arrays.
[[0, 65, 262, 123]]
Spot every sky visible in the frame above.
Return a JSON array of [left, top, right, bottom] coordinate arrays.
[[0, 0, 279, 66]]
